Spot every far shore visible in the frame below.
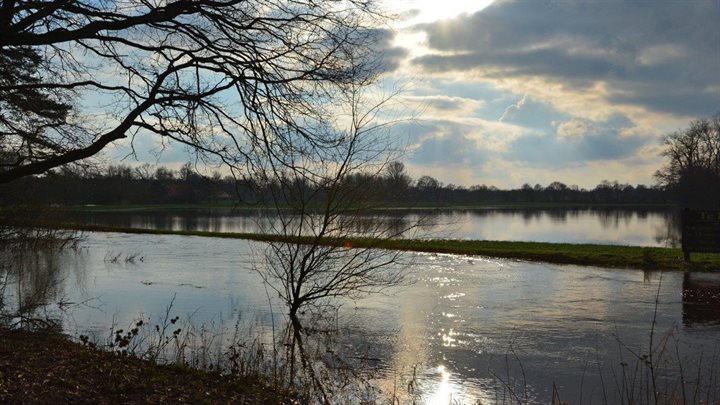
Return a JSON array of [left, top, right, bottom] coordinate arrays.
[[3, 201, 677, 213]]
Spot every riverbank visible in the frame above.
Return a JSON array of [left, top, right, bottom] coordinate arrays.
[[39, 223, 720, 271], [0, 328, 293, 404]]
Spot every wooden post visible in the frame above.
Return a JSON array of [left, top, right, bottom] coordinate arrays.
[[682, 208, 691, 262], [681, 208, 720, 262]]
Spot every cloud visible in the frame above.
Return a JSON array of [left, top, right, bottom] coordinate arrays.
[[412, 0, 720, 117], [499, 93, 527, 122], [387, 108, 660, 187], [410, 133, 487, 167], [400, 95, 486, 116], [505, 115, 650, 166], [107, 131, 204, 166], [388, 116, 528, 171], [398, 8, 422, 22], [364, 28, 410, 74]]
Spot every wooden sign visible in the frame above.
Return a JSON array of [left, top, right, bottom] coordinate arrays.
[[682, 209, 720, 260]]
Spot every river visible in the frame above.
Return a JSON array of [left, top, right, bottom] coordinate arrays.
[[66, 206, 681, 247], [2, 229, 718, 404]]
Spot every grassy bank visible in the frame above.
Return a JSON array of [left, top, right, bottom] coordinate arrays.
[[43, 223, 720, 271], [0, 328, 293, 404]]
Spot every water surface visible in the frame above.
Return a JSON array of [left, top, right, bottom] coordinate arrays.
[[3, 232, 718, 403], [66, 207, 680, 247]]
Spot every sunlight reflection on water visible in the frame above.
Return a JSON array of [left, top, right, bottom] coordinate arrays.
[[427, 365, 453, 404], [2, 232, 719, 403]]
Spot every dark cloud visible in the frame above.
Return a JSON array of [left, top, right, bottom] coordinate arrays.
[[609, 87, 720, 116], [421, 96, 476, 111], [505, 115, 648, 166], [413, 0, 720, 116], [365, 28, 409, 73]]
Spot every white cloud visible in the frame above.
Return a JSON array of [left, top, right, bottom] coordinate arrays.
[[399, 95, 487, 116]]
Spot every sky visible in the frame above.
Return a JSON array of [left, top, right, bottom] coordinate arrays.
[[111, 0, 720, 189]]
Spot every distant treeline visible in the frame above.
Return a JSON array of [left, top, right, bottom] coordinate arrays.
[[0, 162, 672, 206]]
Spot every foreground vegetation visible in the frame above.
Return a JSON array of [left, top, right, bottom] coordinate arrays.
[[37, 223, 720, 271], [0, 328, 293, 404]]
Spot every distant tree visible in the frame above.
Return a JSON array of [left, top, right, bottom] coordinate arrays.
[[546, 181, 568, 192], [415, 175, 442, 202], [134, 164, 154, 181], [416, 175, 441, 190], [384, 161, 412, 202], [106, 165, 134, 180], [655, 115, 720, 208], [154, 167, 175, 181], [179, 163, 194, 182], [519, 183, 535, 202]]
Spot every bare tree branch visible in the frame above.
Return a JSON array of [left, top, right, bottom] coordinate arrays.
[[1, 0, 391, 183]]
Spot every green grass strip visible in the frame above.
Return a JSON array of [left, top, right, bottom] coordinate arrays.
[[36, 222, 720, 272]]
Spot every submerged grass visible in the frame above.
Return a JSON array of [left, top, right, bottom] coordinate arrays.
[[28, 222, 720, 272]]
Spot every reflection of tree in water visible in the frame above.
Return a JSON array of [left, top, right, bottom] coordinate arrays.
[[1, 209, 84, 328], [653, 210, 681, 248], [340, 215, 412, 238], [545, 209, 570, 224], [245, 304, 404, 404], [682, 272, 720, 327], [517, 209, 543, 225], [596, 209, 622, 229], [0, 244, 85, 328]]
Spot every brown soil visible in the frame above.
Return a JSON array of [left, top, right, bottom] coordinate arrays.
[[0, 328, 295, 404]]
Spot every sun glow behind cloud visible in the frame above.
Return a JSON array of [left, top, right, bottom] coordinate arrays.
[[106, 0, 718, 189], [387, 0, 495, 24], [374, 0, 720, 188]]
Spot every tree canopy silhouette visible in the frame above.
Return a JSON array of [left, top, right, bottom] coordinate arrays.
[[0, 0, 390, 183], [655, 115, 720, 208]]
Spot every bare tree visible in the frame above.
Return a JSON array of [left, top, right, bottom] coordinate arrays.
[[256, 84, 411, 321], [252, 83, 415, 403], [0, 0, 395, 184], [655, 115, 720, 208], [134, 163, 153, 181]]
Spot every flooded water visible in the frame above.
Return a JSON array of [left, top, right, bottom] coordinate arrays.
[[2, 232, 718, 403], [66, 207, 680, 247]]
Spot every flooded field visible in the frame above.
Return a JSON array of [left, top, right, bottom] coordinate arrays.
[[2, 232, 718, 403], [66, 207, 681, 247]]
